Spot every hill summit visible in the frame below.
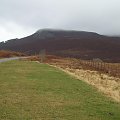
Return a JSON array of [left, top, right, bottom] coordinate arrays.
[[0, 29, 120, 62]]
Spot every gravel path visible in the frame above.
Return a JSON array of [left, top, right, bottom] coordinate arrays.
[[0, 57, 25, 63]]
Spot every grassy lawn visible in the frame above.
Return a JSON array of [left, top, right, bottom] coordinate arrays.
[[0, 60, 120, 120]]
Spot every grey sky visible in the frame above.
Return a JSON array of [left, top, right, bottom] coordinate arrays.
[[0, 0, 120, 41]]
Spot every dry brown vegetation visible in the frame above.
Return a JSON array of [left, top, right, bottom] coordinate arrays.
[[0, 50, 25, 58], [24, 55, 40, 61], [45, 57, 120, 102], [25, 55, 62, 62], [76, 60, 120, 78]]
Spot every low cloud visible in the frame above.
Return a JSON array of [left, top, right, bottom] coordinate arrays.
[[0, 0, 120, 41]]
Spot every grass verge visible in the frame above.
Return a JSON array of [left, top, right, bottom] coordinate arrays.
[[0, 60, 120, 120]]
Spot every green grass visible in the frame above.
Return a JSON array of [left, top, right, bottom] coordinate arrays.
[[0, 60, 120, 120]]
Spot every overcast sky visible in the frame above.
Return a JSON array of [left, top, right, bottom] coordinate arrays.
[[0, 0, 120, 41]]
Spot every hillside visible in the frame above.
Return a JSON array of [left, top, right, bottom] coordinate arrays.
[[0, 29, 120, 62]]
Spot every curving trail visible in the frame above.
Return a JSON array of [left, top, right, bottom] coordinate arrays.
[[0, 57, 27, 63]]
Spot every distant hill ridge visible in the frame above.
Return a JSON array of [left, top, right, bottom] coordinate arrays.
[[0, 29, 120, 62]]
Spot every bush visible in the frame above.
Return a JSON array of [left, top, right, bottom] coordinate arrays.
[[0, 50, 25, 58]]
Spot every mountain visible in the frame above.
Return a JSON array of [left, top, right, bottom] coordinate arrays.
[[0, 29, 120, 62]]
